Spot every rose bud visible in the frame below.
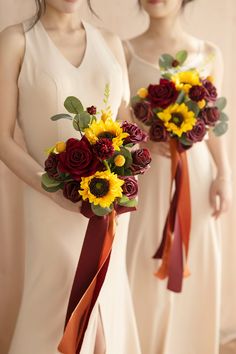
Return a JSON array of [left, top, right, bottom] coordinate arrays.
[[63, 181, 82, 203], [147, 79, 178, 109], [121, 176, 138, 199], [150, 119, 168, 142], [202, 79, 217, 102], [121, 121, 148, 144], [93, 138, 114, 160], [87, 105, 97, 115], [189, 85, 206, 102], [133, 101, 153, 124], [186, 119, 206, 143], [200, 107, 220, 126], [131, 148, 152, 175], [45, 153, 62, 180], [58, 137, 102, 180]]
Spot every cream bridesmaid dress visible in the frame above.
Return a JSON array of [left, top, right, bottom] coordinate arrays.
[[126, 41, 221, 354], [8, 20, 141, 354]]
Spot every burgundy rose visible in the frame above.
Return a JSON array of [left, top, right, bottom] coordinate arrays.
[[150, 119, 168, 142], [133, 101, 153, 124], [131, 148, 152, 175], [121, 176, 138, 198], [86, 105, 97, 115], [147, 79, 178, 109], [45, 153, 62, 180], [58, 137, 102, 180], [93, 138, 114, 160], [202, 80, 217, 102], [121, 121, 148, 144], [189, 85, 206, 102], [186, 119, 206, 143], [63, 181, 82, 203], [200, 107, 220, 126]]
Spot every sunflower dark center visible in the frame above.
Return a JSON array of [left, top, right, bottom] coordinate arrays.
[[98, 132, 116, 140], [89, 178, 110, 197], [170, 113, 184, 127]]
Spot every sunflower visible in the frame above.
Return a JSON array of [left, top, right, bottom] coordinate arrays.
[[84, 118, 129, 151], [157, 103, 197, 137], [171, 70, 201, 93], [79, 170, 124, 208]]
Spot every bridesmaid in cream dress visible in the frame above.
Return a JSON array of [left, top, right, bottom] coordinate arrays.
[[125, 1, 232, 354], [0, 1, 141, 353]]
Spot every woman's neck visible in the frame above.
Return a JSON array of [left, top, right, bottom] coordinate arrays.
[[41, 5, 82, 31]]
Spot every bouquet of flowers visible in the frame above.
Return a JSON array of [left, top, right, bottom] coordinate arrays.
[[41, 85, 151, 353], [131, 50, 228, 293]]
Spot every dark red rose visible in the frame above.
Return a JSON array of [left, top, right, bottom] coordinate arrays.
[[121, 176, 138, 198], [172, 59, 180, 67], [131, 148, 152, 175], [58, 137, 102, 180], [186, 119, 206, 143], [45, 153, 62, 180], [93, 138, 114, 160], [149, 119, 168, 142], [86, 105, 97, 115], [121, 121, 148, 144], [63, 181, 82, 203], [200, 107, 220, 126], [133, 101, 153, 124], [202, 80, 217, 102], [189, 85, 206, 102], [147, 79, 178, 109]]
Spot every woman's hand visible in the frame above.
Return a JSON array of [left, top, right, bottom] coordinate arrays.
[[209, 176, 232, 219], [50, 190, 82, 214]]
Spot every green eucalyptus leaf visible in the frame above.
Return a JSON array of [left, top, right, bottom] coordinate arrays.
[[73, 118, 80, 131], [219, 112, 229, 122], [41, 173, 62, 188], [78, 111, 92, 131], [213, 121, 228, 136], [179, 135, 193, 147], [119, 147, 133, 168], [64, 96, 84, 114], [176, 50, 188, 65], [91, 115, 97, 123], [130, 95, 142, 106], [118, 195, 130, 205], [159, 54, 175, 70], [51, 113, 73, 121], [215, 97, 227, 111], [176, 90, 185, 104], [91, 204, 112, 216], [41, 183, 63, 193], [118, 198, 138, 208], [161, 72, 172, 80], [186, 100, 200, 117]]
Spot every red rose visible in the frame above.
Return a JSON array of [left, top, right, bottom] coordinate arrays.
[[63, 181, 82, 203], [150, 119, 168, 142], [58, 137, 102, 180], [121, 176, 138, 198], [45, 153, 63, 180], [133, 101, 153, 124], [200, 107, 220, 126], [202, 80, 217, 102], [147, 79, 178, 108], [189, 85, 206, 102], [131, 148, 152, 175], [121, 121, 148, 144], [186, 119, 206, 142]]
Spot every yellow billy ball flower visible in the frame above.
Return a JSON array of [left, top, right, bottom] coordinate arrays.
[[171, 70, 201, 93], [157, 103, 197, 137], [137, 87, 148, 99], [55, 141, 66, 153], [84, 118, 129, 150], [114, 155, 126, 167], [198, 99, 206, 109], [79, 170, 124, 208], [206, 75, 214, 83]]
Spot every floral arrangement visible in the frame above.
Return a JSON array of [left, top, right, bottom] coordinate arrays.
[[41, 85, 151, 353], [132, 50, 228, 147], [131, 50, 229, 293]]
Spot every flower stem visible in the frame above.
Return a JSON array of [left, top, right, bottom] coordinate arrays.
[[103, 160, 111, 172]]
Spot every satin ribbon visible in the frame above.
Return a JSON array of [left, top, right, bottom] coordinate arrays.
[[58, 202, 135, 354], [153, 139, 191, 293]]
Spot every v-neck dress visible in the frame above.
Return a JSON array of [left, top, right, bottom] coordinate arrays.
[[126, 41, 222, 354], [8, 20, 141, 354]]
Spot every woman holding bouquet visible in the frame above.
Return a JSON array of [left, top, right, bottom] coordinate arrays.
[[0, 0, 141, 353], [125, 0, 232, 353]]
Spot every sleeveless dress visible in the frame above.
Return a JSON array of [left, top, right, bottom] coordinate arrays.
[[9, 20, 141, 354], [126, 41, 221, 354]]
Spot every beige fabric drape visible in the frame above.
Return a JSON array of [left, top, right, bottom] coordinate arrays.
[[0, 0, 235, 353]]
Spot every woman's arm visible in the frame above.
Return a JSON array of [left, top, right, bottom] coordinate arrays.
[[205, 43, 232, 218], [0, 25, 79, 213]]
